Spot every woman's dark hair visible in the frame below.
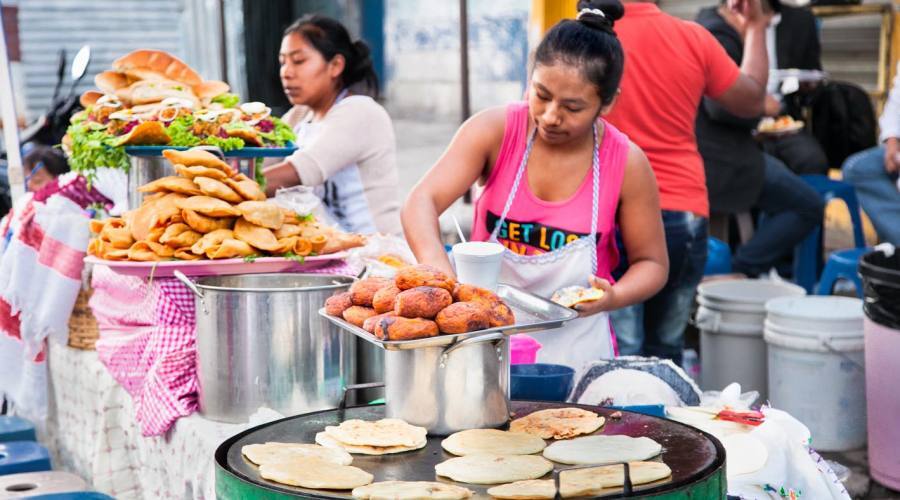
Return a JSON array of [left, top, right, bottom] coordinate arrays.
[[284, 14, 379, 99], [533, 0, 625, 105], [24, 145, 68, 177]]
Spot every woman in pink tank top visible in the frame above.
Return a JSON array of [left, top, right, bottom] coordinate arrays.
[[402, 1, 668, 377]]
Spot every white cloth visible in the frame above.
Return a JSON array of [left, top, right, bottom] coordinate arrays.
[[879, 62, 900, 143], [488, 126, 613, 379], [44, 345, 273, 499]]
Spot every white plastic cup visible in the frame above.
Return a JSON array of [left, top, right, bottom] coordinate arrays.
[[452, 241, 505, 291]]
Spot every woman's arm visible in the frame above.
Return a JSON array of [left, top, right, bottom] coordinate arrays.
[[402, 107, 506, 274], [576, 143, 669, 315]]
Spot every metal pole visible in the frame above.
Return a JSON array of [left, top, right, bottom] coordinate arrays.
[[0, 7, 24, 203], [459, 0, 471, 122], [218, 0, 229, 82]]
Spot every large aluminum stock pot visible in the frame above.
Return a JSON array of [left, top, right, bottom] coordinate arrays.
[[175, 272, 356, 423], [383, 333, 509, 436]]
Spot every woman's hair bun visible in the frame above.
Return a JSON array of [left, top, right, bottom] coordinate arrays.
[[576, 0, 624, 33], [352, 40, 371, 60]]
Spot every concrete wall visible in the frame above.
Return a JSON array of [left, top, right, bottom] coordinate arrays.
[[384, 0, 529, 120]]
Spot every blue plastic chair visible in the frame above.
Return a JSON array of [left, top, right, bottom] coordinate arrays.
[[0, 441, 51, 475], [816, 248, 868, 298], [0, 416, 36, 443], [704, 237, 732, 276], [793, 175, 866, 293]]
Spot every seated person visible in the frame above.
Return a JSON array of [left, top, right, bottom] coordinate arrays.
[[843, 64, 900, 245], [760, 0, 830, 175], [24, 145, 69, 193], [697, 0, 824, 277]]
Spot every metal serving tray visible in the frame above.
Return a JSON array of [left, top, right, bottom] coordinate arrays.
[[319, 284, 578, 351]]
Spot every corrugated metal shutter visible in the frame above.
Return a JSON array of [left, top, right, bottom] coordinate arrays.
[[659, 1, 885, 95], [16, 0, 186, 119]]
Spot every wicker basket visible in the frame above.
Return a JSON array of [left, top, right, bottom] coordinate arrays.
[[68, 288, 99, 350]]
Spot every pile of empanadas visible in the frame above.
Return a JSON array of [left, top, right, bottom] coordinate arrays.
[[87, 147, 366, 262], [325, 264, 516, 341]]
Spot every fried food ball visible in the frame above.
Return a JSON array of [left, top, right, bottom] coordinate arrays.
[[374, 316, 440, 341], [435, 301, 491, 334], [342, 305, 377, 328], [363, 312, 395, 334], [453, 284, 515, 327], [394, 286, 453, 319], [349, 277, 393, 307], [395, 264, 456, 292], [325, 291, 353, 317], [372, 285, 401, 314]]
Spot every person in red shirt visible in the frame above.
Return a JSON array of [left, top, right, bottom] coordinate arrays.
[[603, 0, 770, 364]]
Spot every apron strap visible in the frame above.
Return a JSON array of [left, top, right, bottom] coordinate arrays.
[[491, 123, 602, 277]]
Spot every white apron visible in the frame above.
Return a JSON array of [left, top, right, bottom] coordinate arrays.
[[488, 125, 614, 376]]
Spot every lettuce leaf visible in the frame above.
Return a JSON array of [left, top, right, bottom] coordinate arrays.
[[65, 122, 130, 175], [212, 93, 240, 108], [165, 115, 202, 147], [257, 117, 295, 147], [204, 135, 245, 152]]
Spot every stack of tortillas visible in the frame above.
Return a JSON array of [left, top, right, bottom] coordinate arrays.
[[435, 455, 554, 485], [352, 481, 474, 499], [543, 435, 662, 465], [510, 408, 605, 440], [315, 419, 427, 455], [441, 429, 546, 456], [241, 442, 352, 466], [487, 461, 672, 499]]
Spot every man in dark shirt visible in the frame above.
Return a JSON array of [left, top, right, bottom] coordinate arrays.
[[696, 0, 824, 277]]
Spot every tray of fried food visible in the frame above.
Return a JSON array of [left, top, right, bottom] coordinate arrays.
[[319, 264, 579, 350], [85, 146, 365, 276]]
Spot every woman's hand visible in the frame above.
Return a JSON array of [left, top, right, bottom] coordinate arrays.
[[574, 276, 616, 317], [884, 137, 899, 174]]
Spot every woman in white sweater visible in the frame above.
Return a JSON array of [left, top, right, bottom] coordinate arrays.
[[263, 15, 401, 235]]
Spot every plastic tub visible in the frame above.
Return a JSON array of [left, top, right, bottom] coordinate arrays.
[[510, 334, 542, 365], [695, 279, 806, 399], [510, 363, 574, 402], [764, 296, 865, 451], [860, 247, 900, 489]]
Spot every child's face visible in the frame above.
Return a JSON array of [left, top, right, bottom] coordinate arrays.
[[528, 63, 606, 146], [26, 164, 54, 192]]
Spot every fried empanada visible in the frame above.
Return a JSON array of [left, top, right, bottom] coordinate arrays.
[[293, 237, 313, 257], [223, 177, 266, 201], [396, 264, 456, 292], [205, 238, 256, 259], [310, 234, 328, 254], [174, 247, 203, 260], [372, 285, 401, 314], [146, 225, 166, 243], [274, 223, 302, 239], [191, 228, 234, 255], [103, 227, 135, 249], [435, 301, 491, 334], [181, 209, 234, 234], [175, 196, 241, 217], [127, 240, 174, 261], [233, 217, 281, 252], [394, 286, 453, 319], [130, 193, 186, 241], [89, 219, 106, 234], [113, 121, 170, 146], [193, 176, 243, 203], [162, 148, 234, 174], [102, 246, 131, 261], [342, 305, 378, 328], [137, 176, 202, 196], [321, 233, 366, 254], [236, 201, 284, 230], [273, 236, 298, 254], [159, 223, 202, 248], [280, 207, 304, 225], [174, 164, 228, 181], [349, 277, 393, 307]]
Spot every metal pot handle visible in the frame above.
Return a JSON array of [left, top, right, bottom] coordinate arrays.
[[441, 332, 506, 359], [173, 270, 204, 298], [338, 382, 386, 410]]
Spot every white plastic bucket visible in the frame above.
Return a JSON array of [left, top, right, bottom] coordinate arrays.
[[764, 296, 866, 452], [696, 279, 806, 399]]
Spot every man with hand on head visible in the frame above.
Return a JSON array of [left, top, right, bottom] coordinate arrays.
[[604, 0, 769, 364]]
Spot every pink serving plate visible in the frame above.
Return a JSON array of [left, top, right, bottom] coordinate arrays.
[[84, 252, 348, 278]]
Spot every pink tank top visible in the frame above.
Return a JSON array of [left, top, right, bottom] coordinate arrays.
[[472, 102, 629, 281]]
